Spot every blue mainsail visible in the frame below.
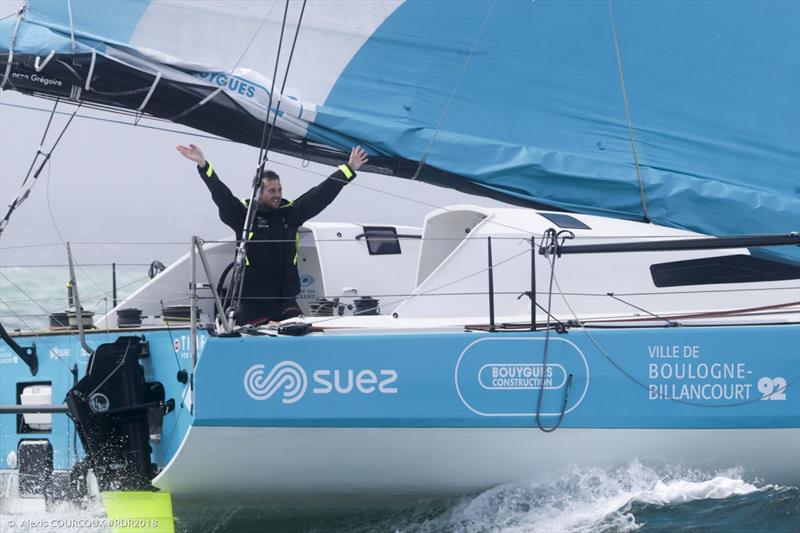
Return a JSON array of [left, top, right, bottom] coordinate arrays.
[[1, 0, 798, 262]]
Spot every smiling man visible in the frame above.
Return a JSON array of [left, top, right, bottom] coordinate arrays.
[[177, 144, 368, 325]]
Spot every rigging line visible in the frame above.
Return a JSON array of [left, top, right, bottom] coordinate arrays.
[[85, 338, 134, 398], [261, 0, 307, 165], [410, 0, 496, 181], [0, 275, 150, 307], [589, 301, 800, 324], [166, 1, 278, 123], [0, 295, 77, 373], [267, 158, 554, 238], [257, 0, 291, 167], [159, 299, 185, 376], [0, 101, 81, 237], [606, 292, 679, 327], [608, 0, 649, 223], [1, 263, 153, 267], [536, 230, 572, 432], [17, 98, 59, 190], [228, 1, 281, 77], [0, 102, 228, 141], [309, 244, 534, 326], [551, 271, 798, 407], [0, 272, 57, 320], [43, 158, 108, 298], [228, 0, 295, 324], [0, 242, 64, 250], [0, 297, 39, 334], [66, 0, 77, 58], [0, 285, 83, 371]]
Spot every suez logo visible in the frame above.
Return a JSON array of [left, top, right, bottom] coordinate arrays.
[[244, 361, 398, 403]]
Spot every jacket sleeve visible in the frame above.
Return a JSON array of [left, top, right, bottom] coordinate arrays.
[[292, 164, 356, 224], [197, 161, 246, 235]]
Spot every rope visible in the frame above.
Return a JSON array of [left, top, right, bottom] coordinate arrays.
[[535, 229, 575, 432], [44, 158, 108, 299], [0, 284, 81, 375], [265, 157, 556, 238], [0, 100, 81, 237], [308, 240, 535, 326], [551, 270, 798, 407], [66, 0, 78, 58], [164, 2, 278, 122], [608, 0, 649, 222], [260, 0, 308, 168], [606, 292, 679, 327], [0, 101, 227, 141], [159, 300, 185, 376], [229, 0, 307, 325]]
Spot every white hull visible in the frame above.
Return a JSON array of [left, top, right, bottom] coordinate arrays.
[[153, 426, 800, 509]]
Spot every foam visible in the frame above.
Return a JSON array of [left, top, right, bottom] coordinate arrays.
[[380, 460, 769, 533]]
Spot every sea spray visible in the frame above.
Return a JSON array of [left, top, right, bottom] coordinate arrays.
[[325, 461, 793, 533]]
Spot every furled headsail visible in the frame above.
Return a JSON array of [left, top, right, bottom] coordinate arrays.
[[2, 0, 798, 261]]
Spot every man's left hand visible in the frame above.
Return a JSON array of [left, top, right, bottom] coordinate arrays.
[[348, 146, 368, 171]]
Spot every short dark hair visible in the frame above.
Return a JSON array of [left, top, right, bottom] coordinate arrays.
[[261, 170, 280, 181]]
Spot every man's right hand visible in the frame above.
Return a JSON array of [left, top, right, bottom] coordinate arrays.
[[176, 144, 206, 167]]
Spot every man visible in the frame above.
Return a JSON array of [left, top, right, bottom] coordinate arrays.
[[177, 144, 368, 325]]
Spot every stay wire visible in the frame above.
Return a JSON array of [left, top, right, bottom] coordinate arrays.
[[261, 0, 308, 167], [551, 271, 797, 407], [44, 157, 108, 299], [165, 2, 279, 123], [256, 0, 291, 167], [0, 295, 80, 373], [308, 242, 534, 326], [0, 285, 76, 374], [230, 0, 303, 321], [411, 0, 496, 180], [606, 292, 679, 327], [0, 101, 227, 141], [608, 0, 649, 222], [266, 158, 551, 239], [0, 99, 81, 237]]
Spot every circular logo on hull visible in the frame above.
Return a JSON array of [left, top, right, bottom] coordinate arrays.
[[244, 361, 308, 403]]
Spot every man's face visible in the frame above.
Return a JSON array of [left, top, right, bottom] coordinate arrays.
[[258, 178, 282, 209]]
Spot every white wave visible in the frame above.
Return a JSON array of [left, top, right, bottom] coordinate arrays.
[[635, 473, 760, 506], [390, 460, 769, 533]]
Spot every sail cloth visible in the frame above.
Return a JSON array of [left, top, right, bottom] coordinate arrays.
[[1, 0, 798, 262]]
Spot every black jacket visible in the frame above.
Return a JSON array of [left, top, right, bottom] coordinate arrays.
[[197, 161, 355, 302]]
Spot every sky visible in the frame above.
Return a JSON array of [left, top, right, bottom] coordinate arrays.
[[0, 0, 503, 270]]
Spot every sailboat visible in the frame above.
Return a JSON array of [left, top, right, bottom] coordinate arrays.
[[1, 0, 798, 520]]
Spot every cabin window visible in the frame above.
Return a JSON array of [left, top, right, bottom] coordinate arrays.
[[538, 213, 591, 230], [650, 254, 800, 287], [360, 226, 402, 255]]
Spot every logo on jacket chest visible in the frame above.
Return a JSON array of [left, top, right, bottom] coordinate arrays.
[[254, 214, 288, 230]]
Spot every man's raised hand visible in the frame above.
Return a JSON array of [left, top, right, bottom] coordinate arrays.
[[176, 144, 206, 167], [348, 146, 368, 172]]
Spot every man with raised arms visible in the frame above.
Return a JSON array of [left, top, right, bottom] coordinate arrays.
[[177, 144, 368, 325]]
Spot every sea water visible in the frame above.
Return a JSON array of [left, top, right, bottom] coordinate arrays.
[[1, 271, 798, 532], [1, 461, 798, 532]]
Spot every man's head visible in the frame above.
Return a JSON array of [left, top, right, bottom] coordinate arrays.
[[258, 170, 282, 209]]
